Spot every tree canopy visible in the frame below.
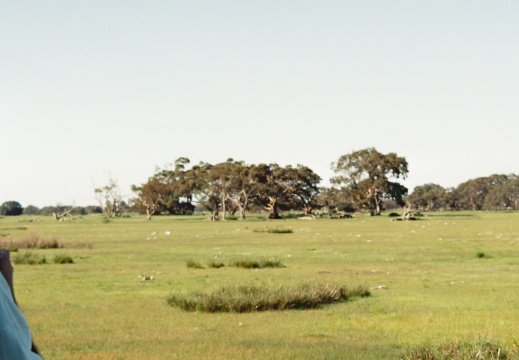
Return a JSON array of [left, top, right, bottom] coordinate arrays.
[[331, 148, 408, 215]]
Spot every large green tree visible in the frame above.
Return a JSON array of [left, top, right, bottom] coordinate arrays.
[[407, 184, 448, 211], [131, 179, 171, 220], [0, 201, 23, 216], [331, 148, 408, 215]]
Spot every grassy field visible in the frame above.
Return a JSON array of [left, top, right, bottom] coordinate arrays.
[[2, 211, 519, 359]]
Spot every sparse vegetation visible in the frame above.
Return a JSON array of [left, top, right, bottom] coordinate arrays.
[[168, 283, 369, 313], [404, 339, 518, 360], [12, 251, 47, 265]]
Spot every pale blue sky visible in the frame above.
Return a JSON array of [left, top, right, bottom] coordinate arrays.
[[1, 1, 518, 207]]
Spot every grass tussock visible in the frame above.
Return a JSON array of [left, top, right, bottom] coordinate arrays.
[[404, 340, 519, 360], [0, 233, 62, 250], [65, 241, 94, 249], [54, 254, 74, 264], [231, 258, 285, 269], [186, 257, 285, 269], [168, 283, 369, 313], [253, 227, 293, 234], [12, 252, 47, 265], [186, 259, 205, 269]]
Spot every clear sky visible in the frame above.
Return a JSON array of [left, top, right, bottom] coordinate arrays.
[[1, 1, 518, 207]]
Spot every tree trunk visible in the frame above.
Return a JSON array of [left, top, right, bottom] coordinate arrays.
[[221, 191, 226, 221]]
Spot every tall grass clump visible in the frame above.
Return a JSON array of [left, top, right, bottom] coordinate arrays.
[[404, 340, 518, 360], [54, 254, 74, 264], [231, 257, 285, 269], [186, 259, 205, 269], [0, 233, 62, 250], [253, 227, 293, 234], [12, 252, 47, 265], [207, 259, 225, 268], [168, 283, 369, 313]]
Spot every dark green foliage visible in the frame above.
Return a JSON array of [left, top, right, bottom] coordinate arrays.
[[0, 201, 24, 216], [477, 252, 490, 259], [12, 252, 46, 265], [404, 340, 517, 359], [54, 254, 74, 264], [168, 283, 370, 313]]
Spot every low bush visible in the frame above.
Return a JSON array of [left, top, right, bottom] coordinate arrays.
[[404, 339, 518, 359], [268, 228, 293, 234], [54, 254, 74, 264], [12, 252, 46, 265], [231, 258, 285, 269], [186, 259, 205, 269], [253, 228, 293, 234], [168, 283, 369, 313], [207, 259, 225, 268]]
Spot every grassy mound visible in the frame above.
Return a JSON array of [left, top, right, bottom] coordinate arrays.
[[168, 283, 369, 313]]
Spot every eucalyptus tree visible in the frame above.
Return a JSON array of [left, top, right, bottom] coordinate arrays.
[[131, 179, 170, 220], [407, 184, 447, 211], [285, 165, 321, 215], [0, 201, 23, 216], [454, 174, 511, 211], [331, 148, 408, 215], [227, 163, 261, 220]]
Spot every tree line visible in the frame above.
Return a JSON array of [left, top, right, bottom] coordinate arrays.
[[130, 147, 409, 220], [2, 148, 517, 218]]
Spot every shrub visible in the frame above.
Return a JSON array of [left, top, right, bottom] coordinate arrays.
[[12, 252, 46, 265], [231, 258, 285, 269], [404, 339, 517, 360], [186, 259, 205, 269], [207, 259, 225, 268], [54, 254, 74, 264], [253, 228, 293, 234], [268, 228, 293, 234], [168, 283, 370, 313]]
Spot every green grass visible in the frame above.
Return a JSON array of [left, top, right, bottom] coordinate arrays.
[[12, 251, 47, 265], [3, 211, 519, 359], [168, 283, 369, 312], [404, 339, 519, 359]]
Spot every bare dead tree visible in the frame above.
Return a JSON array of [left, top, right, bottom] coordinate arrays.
[[94, 177, 123, 218]]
